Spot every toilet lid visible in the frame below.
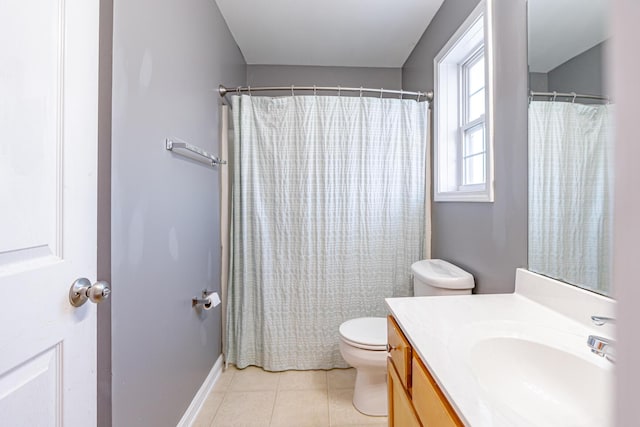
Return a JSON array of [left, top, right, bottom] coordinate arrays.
[[339, 317, 387, 350]]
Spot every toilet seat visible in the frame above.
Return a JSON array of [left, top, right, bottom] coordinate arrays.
[[339, 317, 387, 351]]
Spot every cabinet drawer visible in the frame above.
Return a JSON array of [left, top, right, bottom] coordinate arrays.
[[412, 354, 463, 427], [387, 315, 412, 390]]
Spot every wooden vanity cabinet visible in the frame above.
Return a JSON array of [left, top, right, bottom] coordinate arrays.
[[387, 315, 463, 427]]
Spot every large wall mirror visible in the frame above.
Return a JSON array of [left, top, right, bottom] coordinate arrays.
[[527, 0, 613, 296]]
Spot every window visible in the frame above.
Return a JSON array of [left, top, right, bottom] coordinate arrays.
[[461, 49, 485, 188], [434, 0, 494, 202]]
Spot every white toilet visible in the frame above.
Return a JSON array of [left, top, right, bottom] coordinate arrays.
[[411, 258, 476, 296], [338, 259, 475, 416], [338, 317, 388, 416]]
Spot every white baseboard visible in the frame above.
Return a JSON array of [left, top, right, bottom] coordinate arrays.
[[177, 354, 224, 427]]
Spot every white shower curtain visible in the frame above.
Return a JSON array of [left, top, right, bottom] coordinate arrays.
[[528, 101, 613, 293], [226, 94, 429, 370]]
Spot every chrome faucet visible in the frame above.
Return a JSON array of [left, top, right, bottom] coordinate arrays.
[[591, 315, 615, 326], [588, 315, 616, 363]]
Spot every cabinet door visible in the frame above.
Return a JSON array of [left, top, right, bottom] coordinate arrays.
[[388, 360, 422, 427], [412, 354, 463, 427], [388, 315, 412, 390]]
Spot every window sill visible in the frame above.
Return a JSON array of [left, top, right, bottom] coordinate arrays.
[[434, 189, 494, 203]]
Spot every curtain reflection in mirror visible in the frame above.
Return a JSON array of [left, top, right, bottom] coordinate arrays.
[[528, 101, 613, 294]]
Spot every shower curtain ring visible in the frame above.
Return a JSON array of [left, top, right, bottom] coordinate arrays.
[[380, 88, 383, 99], [417, 92, 421, 102], [337, 85, 341, 97], [236, 86, 240, 95], [571, 92, 577, 103], [248, 85, 252, 96], [291, 85, 294, 97], [359, 86, 363, 98], [552, 91, 557, 102], [313, 85, 317, 96], [400, 90, 404, 100]]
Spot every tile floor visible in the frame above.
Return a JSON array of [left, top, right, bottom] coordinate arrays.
[[193, 365, 388, 427]]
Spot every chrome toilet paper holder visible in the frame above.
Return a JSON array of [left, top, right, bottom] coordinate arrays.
[[192, 289, 215, 309]]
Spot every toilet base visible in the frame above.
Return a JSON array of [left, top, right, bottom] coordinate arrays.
[[338, 338, 388, 417], [352, 366, 388, 416]]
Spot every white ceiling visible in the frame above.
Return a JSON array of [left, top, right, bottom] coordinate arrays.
[[215, 0, 445, 68], [528, 0, 609, 73]]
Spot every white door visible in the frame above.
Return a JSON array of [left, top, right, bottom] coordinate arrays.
[[0, 0, 101, 425]]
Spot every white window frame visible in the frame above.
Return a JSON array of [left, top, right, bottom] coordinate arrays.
[[433, 0, 494, 202], [459, 48, 486, 190]]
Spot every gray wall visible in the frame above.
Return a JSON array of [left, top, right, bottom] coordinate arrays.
[[97, 0, 113, 425], [402, 0, 529, 294], [110, 0, 245, 425], [548, 42, 607, 97], [529, 72, 548, 92], [529, 42, 607, 100], [247, 65, 402, 96]]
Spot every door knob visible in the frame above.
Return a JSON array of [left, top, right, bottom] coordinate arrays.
[[69, 278, 111, 307]]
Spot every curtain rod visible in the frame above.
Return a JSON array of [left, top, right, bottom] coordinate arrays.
[[218, 84, 434, 102], [530, 90, 610, 102]]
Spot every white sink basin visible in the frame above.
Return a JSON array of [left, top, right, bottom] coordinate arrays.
[[470, 336, 613, 426]]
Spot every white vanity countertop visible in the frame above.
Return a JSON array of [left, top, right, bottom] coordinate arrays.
[[385, 269, 615, 427]]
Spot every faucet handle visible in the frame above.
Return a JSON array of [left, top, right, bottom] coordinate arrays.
[[591, 316, 615, 326], [587, 335, 616, 363], [587, 335, 611, 351]]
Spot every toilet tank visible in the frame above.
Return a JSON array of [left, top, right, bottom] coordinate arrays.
[[411, 259, 475, 296]]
